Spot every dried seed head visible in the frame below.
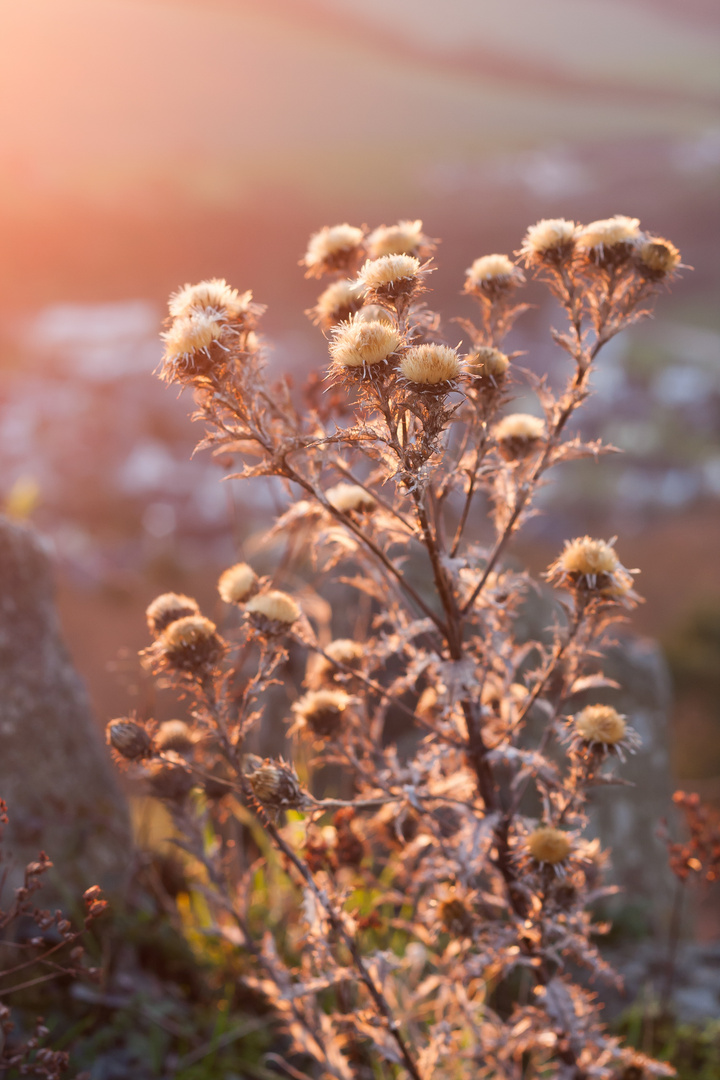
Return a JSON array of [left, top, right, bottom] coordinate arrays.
[[518, 219, 577, 265], [575, 705, 627, 746], [400, 343, 461, 387], [247, 758, 305, 810], [304, 224, 365, 277], [329, 314, 402, 370], [310, 278, 365, 327], [169, 279, 253, 321], [548, 536, 637, 601], [146, 593, 200, 636], [160, 312, 225, 382], [218, 562, 258, 604], [310, 638, 365, 686], [464, 254, 524, 294], [155, 719, 195, 755], [245, 589, 301, 626], [106, 718, 153, 760], [439, 896, 474, 937], [494, 413, 545, 459], [576, 215, 641, 255], [357, 254, 422, 302], [293, 688, 351, 738], [637, 237, 682, 278], [366, 219, 425, 259], [147, 754, 195, 801], [325, 483, 376, 514], [464, 346, 510, 386], [527, 826, 572, 865], [325, 638, 364, 668], [354, 304, 395, 326], [158, 615, 224, 672]]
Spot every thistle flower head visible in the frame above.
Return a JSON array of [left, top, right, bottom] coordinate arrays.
[[527, 826, 572, 865], [310, 638, 365, 687], [247, 758, 305, 810], [399, 343, 461, 388], [310, 278, 365, 327], [106, 718, 153, 760], [366, 219, 425, 259], [464, 345, 509, 387], [169, 279, 253, 321], [355, 304, 395, 325], [357, 254, 423, 303], [494, 413, 545, 459], [464, 254, 524, 295], [518, 219, 577, 265], [146, 592, 200, 637], [245, 589, 300, 627], [637, 237, 682, 279], [304, 224, 365, 277], [548, 536, 637, 602], [155, 719, 195, 755], [575, 705, 627, 746], [157, 615, 224, 672], [293, 688, 351, 738], [576, 215, 641, 255], [325, 483, 376, 514], [438, 894, 474, 937], [218, 562, 258, 604], [160, 312, 224, 381], [329, 314, 401, 372]]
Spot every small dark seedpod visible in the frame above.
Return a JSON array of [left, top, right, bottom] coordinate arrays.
[[247, 759, 304, 811], [334, 807, 365, 868], [439, 896, 474, 937], [106, 718, 153, 760], [147, 755, 195, 801], [146, 592, 200, 637]]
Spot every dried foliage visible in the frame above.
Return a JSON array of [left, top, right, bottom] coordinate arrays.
[[108, 216, 685, 1078], [0, 800, 107, 1077]]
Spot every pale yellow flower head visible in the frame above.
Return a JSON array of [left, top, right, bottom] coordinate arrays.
[[527, 827, 572, 865], [245, 590, 300, 625], [519, 219, 577, 264], [576, 215, 641, 251], [146, 592, 200, 637], [325, 483, 376, 514], [464, 346, 509, 383], [575, 705, 627, 746], [465, 254, 523, 293], [311, 278, 365, 327], [638, 237, 682, 278], [400, 344, 461, 386], [559, 537, 619, 577], [218, 562, 258, 604], [366, 219, 424, 259], [161, 312, 223, 363], [304, 224, 364, 276], [329, 315, 401, 370], [358, 254, 422, 297], [169, 279, 253, 320], [494, 413, 545, 459]]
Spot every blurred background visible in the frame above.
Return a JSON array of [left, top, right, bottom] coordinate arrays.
[[1, 0, 719, 791]]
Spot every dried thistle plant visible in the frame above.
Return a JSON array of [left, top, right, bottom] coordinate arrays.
[[109, 216, 684, 1079]]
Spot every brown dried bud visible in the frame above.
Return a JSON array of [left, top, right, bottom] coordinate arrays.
[[247, 759, 304, 810], [157, 615, 224, 672], [155, 720, 195, 756], [439, 896, 474, 937], [106, 718, 153, 760], [147, 754, 195, 801], [146, 593, 200, 637], [293, 689, 351, 738]]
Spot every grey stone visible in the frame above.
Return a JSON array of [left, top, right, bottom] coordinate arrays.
[[0, 515, 132, 907]]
